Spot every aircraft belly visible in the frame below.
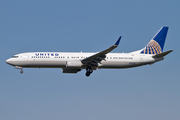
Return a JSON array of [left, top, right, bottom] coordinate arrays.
[[19, 60, 66, 68], [32, 61, 66, 67], [100, 61, 142, 68]]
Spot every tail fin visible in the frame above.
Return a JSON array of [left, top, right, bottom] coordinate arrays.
[[140, 27, 169, 54]]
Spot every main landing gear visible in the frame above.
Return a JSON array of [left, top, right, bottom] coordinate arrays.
[[86, 66, 93, 77]]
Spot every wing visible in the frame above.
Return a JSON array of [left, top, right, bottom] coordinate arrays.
[[81, 36, 121, 67]]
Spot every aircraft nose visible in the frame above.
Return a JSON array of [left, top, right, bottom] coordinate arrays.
[[6, 58, 12, 65], [6, 59, 10, 63]]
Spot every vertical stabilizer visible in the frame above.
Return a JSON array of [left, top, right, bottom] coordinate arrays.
[[140, 27, 168, 54]]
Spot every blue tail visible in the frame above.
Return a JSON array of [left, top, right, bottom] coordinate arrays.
[[140, 27, 169, 54]]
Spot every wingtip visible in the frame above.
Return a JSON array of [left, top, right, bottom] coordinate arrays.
[[114, 36, 121, 46]]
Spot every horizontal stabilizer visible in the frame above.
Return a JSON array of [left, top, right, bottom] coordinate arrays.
[[152, 50, 173, 58]]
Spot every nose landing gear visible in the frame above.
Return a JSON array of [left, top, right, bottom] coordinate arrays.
[[15, 66, 23, 74], [20, 69, 23, 74], [86, 66, 93, 77]]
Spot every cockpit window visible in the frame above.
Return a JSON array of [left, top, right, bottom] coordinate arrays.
[[12, 56, 18, 58]]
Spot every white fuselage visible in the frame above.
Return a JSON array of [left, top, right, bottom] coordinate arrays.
[[5, 27, 171, 76], [6, 52, 163, 69]]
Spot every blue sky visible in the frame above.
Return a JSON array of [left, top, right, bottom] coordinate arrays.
[[1, 0, 180, 120]]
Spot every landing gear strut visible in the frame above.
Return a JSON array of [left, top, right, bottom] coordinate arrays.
[[86, 66, 93, 77]]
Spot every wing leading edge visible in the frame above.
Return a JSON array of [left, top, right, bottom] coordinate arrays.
[[81, 36, 122, 67]]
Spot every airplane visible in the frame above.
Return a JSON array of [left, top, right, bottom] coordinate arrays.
[[6, 27, 173, 77]]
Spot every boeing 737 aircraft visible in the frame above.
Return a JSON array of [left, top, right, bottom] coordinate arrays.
[[6, 27, 173, 77]]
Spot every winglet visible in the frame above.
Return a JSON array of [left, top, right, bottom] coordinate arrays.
[[114, 36, 121, 46]]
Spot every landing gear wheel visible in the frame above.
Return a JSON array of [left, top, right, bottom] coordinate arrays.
[[86, 72, 91, 77], [86, 66, 93, 77], [20, 70, 23, 74]]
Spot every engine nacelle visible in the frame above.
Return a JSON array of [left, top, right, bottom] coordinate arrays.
[[62, 68, 81, 73], [66, 60, 82, 68]]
